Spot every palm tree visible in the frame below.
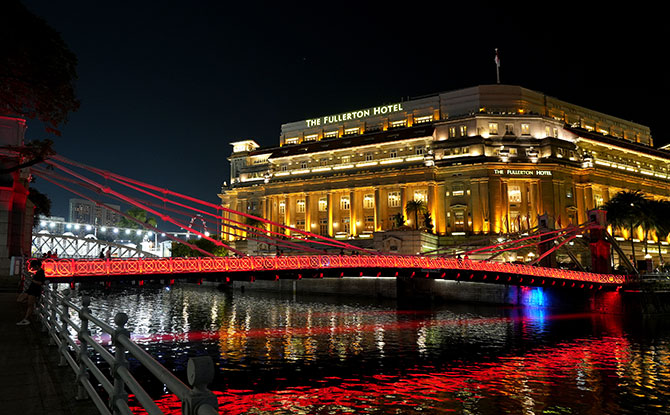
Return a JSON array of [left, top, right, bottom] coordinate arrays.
[[603, 190, 647, 268], [405, 200, 427, 230], [648, 199, 670, 265]]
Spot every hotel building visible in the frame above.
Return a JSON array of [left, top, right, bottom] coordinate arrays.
[[219, 84, 670, 251]]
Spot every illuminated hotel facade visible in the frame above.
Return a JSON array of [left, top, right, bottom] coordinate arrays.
[[219, 84, 670, 248]]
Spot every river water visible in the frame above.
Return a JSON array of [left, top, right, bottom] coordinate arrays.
[[70, 283, 670, 414]]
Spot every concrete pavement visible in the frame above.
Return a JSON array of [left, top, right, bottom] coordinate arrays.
[[0, 290, 99, 414]]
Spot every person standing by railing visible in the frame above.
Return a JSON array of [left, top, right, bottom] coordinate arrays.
[[16, 259, 46, 326]]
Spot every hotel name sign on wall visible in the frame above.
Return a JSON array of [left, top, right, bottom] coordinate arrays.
[[494, 169, 553, 176], [306, 103, 405, 127]]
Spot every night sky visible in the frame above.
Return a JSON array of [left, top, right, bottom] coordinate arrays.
[[19, 1, 668, 223]]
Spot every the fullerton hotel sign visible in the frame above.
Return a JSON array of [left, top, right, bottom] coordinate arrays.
[[306, 103, 404, 127]]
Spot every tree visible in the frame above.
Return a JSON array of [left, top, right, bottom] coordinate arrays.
[[648, 199, 670, 265], [170, 237, 228, 257], [27, 186, 51, 226], [422, 211, 434, 233], [392, 212, 405, 229], [603, 190, 647, 268], [118, 208, 158, 229], [405, 200, 427, 230], [1, 1, 79, 135]]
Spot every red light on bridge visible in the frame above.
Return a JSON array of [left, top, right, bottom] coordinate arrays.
[[456, 273, 461, 279], [377, 272, 381, 278], [507, 276, 511, 282], [495, 275, 499, 281], [552, 281, 556, 286], [425, 273, 429, 278], [541, 280, 545, 285], [441, 272, 446, 279], [530, 279, 535, 284], [298, 274, 302, 280], [469, 274, 474, 280], [360, 271, 364, 277], [483, 275, 487, 280], [589, 284, 594, 289], [340, 272, 344, 278], [275, 274, 279, 281], [519, 278, 523, 283], [139, 280, 144, 287], [410, 272, 415, 278], [320, 273, 324, 278]]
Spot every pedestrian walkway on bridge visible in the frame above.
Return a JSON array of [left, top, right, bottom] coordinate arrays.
[[0, 291, 97, 414]]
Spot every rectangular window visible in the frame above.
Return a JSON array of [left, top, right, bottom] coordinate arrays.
[[505, 124, 514, 134], [280, 164, 288, 171], [459, 125, 467, 136], [342, 218, 351, 234], [449, 127, 456, 138], [545, 126, 551, 137], [414, 189, 428, 203], [452, 184, 464, 196], [521, 123, 530, 135], [296, 199, 306, 213], [341, 155, 350, 164], [508, 185, 522, 203], [489, 122, 499, 135], [296, 219, 305, 230], [320, 158, 328, 166], [318, 197, 327, 211], [415, 146, 424, 155], [365, 215, 374, 230], [553, 128, 558, 138], [285, 137, 299, 145], [388, 191, 401, 208], [340, 196, 350, 210], [279, 201, 286, 214], [300, 161, 307, 169], [390, 149, 398, 158], [414, 115, 433, 124], [344, 128, 359, 136], [365, 152, 374, 161], [319, 218, 328, 235], [303, 134, 318, 142], [390, 120, 407, 128], [324, 131, 338, 138], [363, 194, 374, 209]]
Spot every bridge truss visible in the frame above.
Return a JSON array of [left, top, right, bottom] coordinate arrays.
[[33, 233, 156, 259]]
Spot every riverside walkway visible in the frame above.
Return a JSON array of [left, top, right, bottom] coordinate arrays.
[[0, 291, 97, 414]]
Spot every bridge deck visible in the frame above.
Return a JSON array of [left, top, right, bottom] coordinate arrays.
[[41, 256, 627, 287]]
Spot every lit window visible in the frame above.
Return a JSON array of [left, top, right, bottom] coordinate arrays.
[[462, 146, 469, 154], [505, 124, 514, 135], [340, 196, 350, 210], [414, 115, 433, 124], [324, 131, 338, 138], [319, 219, 328, 235], [365, 153, 374, 161], [414, 189, 427, 203], [304, 134, 318, 142], [344, 128, 359, 136], [452, 184, 464, 196], [279, 201, 286, 214], [459, 125, 467, 136], [545, 126, 551, 137], [320, 158, 328, 166], [280, 164, 288, 171], [390, 120, 407, 128], [449, 127, 456, 138], [489, 122, 499, 135], [364, 194, 374, 209], [296, 199, 306, 213], [342, 218, 350, 233], [296, 219, 305, 230], [521, 124, 530, 135], [553, 128, 558, 138], [341, 155, 350, 164], [318, 197, 327, 211], [285, 137, 299, 145], [508, 185, 522, 203], [388, 191, 401, 207], [365, 216, 374, 230]]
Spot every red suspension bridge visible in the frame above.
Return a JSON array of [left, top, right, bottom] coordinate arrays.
[[28, 155, 630, 290]]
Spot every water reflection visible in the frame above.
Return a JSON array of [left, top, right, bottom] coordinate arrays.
[[61, 284, 670, 415]]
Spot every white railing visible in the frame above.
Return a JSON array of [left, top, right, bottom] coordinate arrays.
[[39, 286, 219, 415]]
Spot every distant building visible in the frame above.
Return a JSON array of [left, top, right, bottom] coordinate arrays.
[[219, 84, 670, 252], [69, 198, 121, 226]]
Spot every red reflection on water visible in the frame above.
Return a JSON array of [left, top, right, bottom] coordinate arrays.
[[129, 332, 631, 414]]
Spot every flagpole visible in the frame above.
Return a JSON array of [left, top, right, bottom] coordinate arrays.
[[495, 48, 500, 84]]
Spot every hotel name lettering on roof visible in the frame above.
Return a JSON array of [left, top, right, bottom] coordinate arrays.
[[306, 103, 404, 127]]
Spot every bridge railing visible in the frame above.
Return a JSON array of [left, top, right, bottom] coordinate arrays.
[[41, 256, 628, 285], [39, 285, 219, 415]]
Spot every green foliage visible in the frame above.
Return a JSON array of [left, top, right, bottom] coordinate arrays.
[[603, 190, 648, 267], [405, 200, 427, 230], [422, 211, 434, 233], [392, 212, 405, 229], [1, 1, 79, 134], [28, 187, 51, 226], [118, 208, 158, 229], [170, 237, 228, 257]]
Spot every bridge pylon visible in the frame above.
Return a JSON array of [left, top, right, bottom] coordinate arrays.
[[537, 213, 557, 268], [587, 209, 611, 274]]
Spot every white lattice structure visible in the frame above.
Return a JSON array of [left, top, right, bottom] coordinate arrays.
[[32, 233, 156, 259]]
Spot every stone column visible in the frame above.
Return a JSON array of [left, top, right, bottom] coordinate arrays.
[[489, 177, 502, 234], [530, 181, 539, 228], [428, 183, 437, 232], [305, 194, 311, 233], [350, 190, 357, 236], [470, 179, 482, 233], [436, 183, 447, 234], [327, 192, 334, 236], [575, 184, 585, 224], [374, 187, 381, 231]]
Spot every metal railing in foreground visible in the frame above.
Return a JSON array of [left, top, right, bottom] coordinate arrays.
[[39, 285, 219, 415]]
